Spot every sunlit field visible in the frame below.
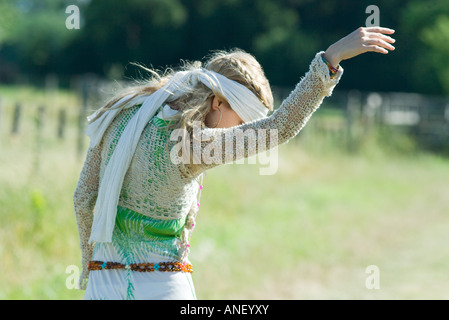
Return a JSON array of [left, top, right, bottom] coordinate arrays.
[[1, 86, 448, 299]]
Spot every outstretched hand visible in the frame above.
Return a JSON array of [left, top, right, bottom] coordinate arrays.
[[323, 27, 396, 67]]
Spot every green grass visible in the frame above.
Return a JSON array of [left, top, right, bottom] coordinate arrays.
[[190, 144, 449, 299], [1, 85, 448, 299]]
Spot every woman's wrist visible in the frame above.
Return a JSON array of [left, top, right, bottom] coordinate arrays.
[[322, 46, 341, 68], [321, 51, 340, 79]]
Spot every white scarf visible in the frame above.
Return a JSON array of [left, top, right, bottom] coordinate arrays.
[[87, 69, 269, 243]]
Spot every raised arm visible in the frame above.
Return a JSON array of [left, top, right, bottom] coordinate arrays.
[[73, 143, 102, 289], [179, 51, 340, 176], [182, 27, 395, 177]]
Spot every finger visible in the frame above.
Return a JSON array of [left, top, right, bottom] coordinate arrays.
[[364, 27, 395, 34], [365, 38, 395, 51], [376, 38, 395, 50], [363, 44, 389, 54], [368, 32, 396, 44]]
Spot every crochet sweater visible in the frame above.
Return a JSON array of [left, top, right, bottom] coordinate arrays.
[[73, 51, 343, 288]]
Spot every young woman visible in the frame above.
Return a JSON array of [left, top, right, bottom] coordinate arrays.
[[73, 26, 395, 300]]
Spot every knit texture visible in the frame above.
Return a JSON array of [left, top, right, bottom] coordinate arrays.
[[73, 51, 343, 289]]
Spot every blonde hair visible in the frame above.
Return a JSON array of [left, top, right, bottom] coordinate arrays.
[[89, 48, 273, 135]]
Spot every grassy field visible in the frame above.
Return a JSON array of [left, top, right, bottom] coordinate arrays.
[[1, 86, 448, 299]]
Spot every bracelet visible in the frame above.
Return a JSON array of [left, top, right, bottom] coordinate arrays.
[[321, 55, 340, 78]]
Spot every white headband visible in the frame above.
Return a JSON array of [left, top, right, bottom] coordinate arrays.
[[86, 69, 269, 243]]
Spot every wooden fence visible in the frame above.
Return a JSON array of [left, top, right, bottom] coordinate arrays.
[[273, 87, 449, 153], [1, 76, 449, 159]]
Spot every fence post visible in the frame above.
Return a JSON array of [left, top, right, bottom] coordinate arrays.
[[33, 105, 45, 174], [58, 108, 67, 140], [346, 90, 361, 153], [77, 76, 89, 158], [364, 92, 383, 137], [11, 103, 22, 135]]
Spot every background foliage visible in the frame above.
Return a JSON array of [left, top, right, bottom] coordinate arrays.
[[1, 0, 449, 95]]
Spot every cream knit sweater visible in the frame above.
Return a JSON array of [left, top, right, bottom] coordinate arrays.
[[73, 51, 343, 288]]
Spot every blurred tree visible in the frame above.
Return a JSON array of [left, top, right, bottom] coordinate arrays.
[[1, 0, 448, 96], [0, 0, 79, 80], [63, 0, 188, 79], [400, 0, 449, 95], [0, 0, 20, 45], [0, 0, 22, 82], [251, 0, 320, 85], [421, 15, 449, 94]]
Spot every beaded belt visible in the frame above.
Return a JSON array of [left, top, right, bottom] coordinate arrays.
[[88, 261, 193, 273]]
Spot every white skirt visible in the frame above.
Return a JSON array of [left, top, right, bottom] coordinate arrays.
[[84, 243, 196, 300]]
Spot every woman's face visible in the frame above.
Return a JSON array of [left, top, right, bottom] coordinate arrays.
[[204, 96, 244, 128]]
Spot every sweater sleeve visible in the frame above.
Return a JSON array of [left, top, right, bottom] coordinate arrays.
[[182, 51, 343, 177], [73, 143, 102, 290]]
